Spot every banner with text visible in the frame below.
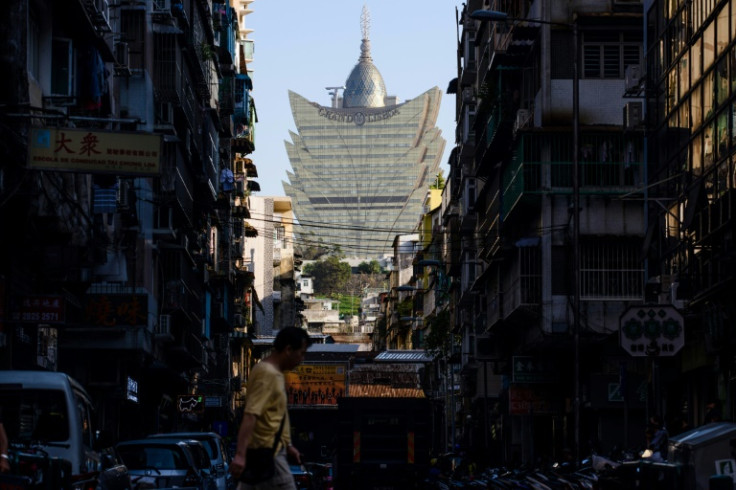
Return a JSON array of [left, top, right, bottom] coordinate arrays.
[[29, 128, 161, 176], [285, 364, 346, 407]]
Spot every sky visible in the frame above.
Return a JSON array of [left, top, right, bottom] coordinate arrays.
[[247, 0, 462, 197]]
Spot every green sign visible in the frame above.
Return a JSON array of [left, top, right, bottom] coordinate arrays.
[[512, 356, 558, 383]]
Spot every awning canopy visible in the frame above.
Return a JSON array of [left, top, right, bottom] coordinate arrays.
[[232, 137, 255, 154], [244, 222, 258, 237]]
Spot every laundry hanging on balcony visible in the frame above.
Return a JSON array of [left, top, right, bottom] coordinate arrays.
[[220, 167, 234, 192]]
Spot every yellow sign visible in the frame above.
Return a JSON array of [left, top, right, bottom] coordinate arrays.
[[28, 127, 162, 175], [285, 364, 346, 407]]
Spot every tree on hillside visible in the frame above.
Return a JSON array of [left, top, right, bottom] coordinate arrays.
[[303, 256, 351, 295], [357, 260, 382, 274], [297, 232, 330, 260]]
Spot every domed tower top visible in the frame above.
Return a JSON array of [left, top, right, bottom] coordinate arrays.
[[342, 6, 387, 108]]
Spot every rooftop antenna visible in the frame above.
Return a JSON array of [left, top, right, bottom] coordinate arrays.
[[325, 86, 345, 108]]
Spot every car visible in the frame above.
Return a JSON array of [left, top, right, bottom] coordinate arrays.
[[116, 438, 215, 489], [0, 370, 131, 490], [147, 432, 232, 490], [289, 464, 315, 490]]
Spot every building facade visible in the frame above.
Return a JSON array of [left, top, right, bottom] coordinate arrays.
[[282, 9, 445, 259], [0, 0, 273, 442], [243, 195, 299, 337], [644, 0, 736, 428], [440, 0, 648, 464]]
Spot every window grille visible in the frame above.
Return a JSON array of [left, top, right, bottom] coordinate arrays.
[[583, 31, 642, 79], [580, 239, 644, 300]]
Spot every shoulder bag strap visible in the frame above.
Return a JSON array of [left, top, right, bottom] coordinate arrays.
[[270, 414, 286, 454]]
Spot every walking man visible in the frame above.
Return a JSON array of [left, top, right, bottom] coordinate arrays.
[[230, 327, 311, 489]]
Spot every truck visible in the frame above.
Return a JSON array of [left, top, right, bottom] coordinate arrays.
[[0, 370, 130, 490], [335, 397, 431, 490]]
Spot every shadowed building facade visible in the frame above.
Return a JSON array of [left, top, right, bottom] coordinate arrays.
[[282, 10, 445, 258]]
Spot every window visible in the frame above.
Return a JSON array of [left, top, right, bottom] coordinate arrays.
[[0, 389, 69, 442], [51, 38, 73, 96], [580, 239, 644, 300], [518, 245, 541, 305], [120, 9, 145, 70], [583, 31, 642, 79]]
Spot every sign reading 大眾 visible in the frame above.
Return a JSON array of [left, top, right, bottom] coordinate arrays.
[[28, 128, 162, 176]]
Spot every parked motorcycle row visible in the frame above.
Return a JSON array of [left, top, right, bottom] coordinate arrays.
[[420, 453, 683, 490]]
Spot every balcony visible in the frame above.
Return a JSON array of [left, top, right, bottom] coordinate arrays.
[[168, 332, 205, 369], [475, 95, 516, 176], [477, 182, 501, 261], [503, 132, 644, 219], [502, 273, 541, 323]]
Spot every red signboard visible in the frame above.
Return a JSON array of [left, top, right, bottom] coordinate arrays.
[[10, 295, 65, 324], [509, 386, 556, 415], [84, 294, 148, 327]]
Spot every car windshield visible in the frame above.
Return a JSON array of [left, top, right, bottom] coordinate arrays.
[[177, 435, 217, 459], [185, 443, 211, 469], [0, 388, 69, 443], [198, 439, 217, 459], [118, 445, 190, 470]]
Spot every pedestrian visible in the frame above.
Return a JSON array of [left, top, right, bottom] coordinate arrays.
[[645, 415, 668, 462], [229, 327, 311, 489], [705, 400, 722, 424]]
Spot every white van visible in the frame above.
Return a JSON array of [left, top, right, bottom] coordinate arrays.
[[0, 370, 130, 489]]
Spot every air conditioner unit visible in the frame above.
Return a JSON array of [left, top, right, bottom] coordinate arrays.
[[115, 42, 129, 67], [217, 334, 229, 351], [625, 64, 642, 91], [514, 109, 531, 133], [462, 87, 474, 103], [624, 102, 643, 129], [671, 282, 687, 309]]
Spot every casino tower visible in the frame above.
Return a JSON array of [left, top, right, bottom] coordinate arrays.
[[282, 7, 445, 258]]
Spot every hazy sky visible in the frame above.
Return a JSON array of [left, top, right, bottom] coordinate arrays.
[[247, 0, 462, 197]]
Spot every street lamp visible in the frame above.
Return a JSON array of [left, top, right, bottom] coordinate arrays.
[[470, 9, 581, 466]]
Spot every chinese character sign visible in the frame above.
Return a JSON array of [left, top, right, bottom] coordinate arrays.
[[84, 294, 148, 327], [285, 364, 346, 407], [29, 128, 162, 176], [10, 295, 65, 323], [620, 305, 684, 357]]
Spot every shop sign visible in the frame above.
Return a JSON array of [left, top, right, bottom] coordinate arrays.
[[84, 293, 148, 327], [512, 356, 558, 383], [509, 386, 555, 415], [620, 304, 684, 357], [29, 127, 161, 176], [10, 295, 65, 324], [285, 363, 346, 407], [178, 395, 205, 413]]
